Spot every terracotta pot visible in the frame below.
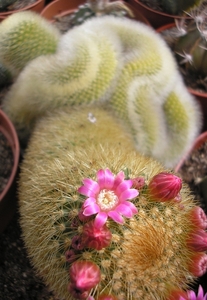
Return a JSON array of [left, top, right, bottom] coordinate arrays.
[[175, 131, 207, 173], [157, 23, 207, 132], [41, 0, 150, 26], [124, 0, 191, 29], [0, 0, 46, 21], [0, 109, 20, 234]]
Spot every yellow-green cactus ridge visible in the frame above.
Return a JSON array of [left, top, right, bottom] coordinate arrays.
[[19, 106, 206, 300], [0, 11, 60, 77]]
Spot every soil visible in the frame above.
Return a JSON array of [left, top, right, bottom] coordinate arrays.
[[0, 9, 207, 299]]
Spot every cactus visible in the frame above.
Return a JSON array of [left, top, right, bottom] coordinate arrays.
[[160, 0, 204, 15], [173, 11, 207, 78], [2, 15, 201, 167], [0, 0, 16, 10], [0, 10, 60, 77], [18, 105, 207, 300], [66, 0, 133, 28], [0, 61, 12, 87]]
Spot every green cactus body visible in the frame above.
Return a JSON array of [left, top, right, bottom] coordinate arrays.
[[174, 20, 207, 77], [161, 0, 203, 15], [0, 0, 16, 10], [0, 61, 11, 87], [0, 11, 60, 77], [19, 106, 205, 300], [2, 15, 201, 167]]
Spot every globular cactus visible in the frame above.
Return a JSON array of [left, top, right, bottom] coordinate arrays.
[[173, 11, 207, 78], [2, 15, 201, 167], [18, 105, 207, 300], [66, 0, 133, 28], [160, 0, 204, 15], [0, 10, 60, 77]]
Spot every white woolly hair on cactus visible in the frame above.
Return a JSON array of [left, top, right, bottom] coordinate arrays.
[[0, 10, 60, 77], [18, 105, 207, 300], [2, 15, 201, 167]]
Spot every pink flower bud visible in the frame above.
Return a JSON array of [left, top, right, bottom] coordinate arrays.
[[69, 260, 101, 291], [187, 229, 207, 252], [68, 283, 90, 300], [82, 220, 112, 250], [189, 253, 207, 277], [148, 172, 182, 202], [190, 207, 207, 230], [132, 177, 145, 189], [71, 235, 84, 250], [65, 249, 76, 263]]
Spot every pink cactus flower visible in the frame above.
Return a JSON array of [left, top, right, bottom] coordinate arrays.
[[187, 229, 207, 252], [187, 285, 207, 300], [148, 172, 182, 202], [190, 207, 207, 230], [82, 220, 112, 250], [168, 289, 188, 300], [68, 284, 90, 300], [78, 169, 138, 228], [65, 249, 77, 263], [71, 235, 84, 250], [69, 260, 101, 291], [189, 253, 207, 277]]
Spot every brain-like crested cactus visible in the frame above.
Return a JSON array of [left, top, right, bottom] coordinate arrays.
[[18, 106, 207, 300], [2, 15, 201, 167], [0, 10, 60, 77]]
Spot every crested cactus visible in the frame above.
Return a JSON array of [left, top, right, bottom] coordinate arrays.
[[0, 10, 60, 77], [2, 15, 201, 167], [18, 105, 207, 300]]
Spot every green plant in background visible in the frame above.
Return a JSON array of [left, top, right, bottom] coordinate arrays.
[[173, 9, 207, 78], [2, 15, 201, 168], [0, 10, 60, 77], [0, 0, 16, 10], [67, 0, 133, 28], [18, 105, 207, 300], [160, 0, 204, 15]]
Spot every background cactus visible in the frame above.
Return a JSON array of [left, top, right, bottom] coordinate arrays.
[[0, 0, 16, 10], [18, 105, 207, 300], [173, 12, 207, 78], [161, 0, 204, 15], [2, 15, 201, 167], [66, 0, 133, 28], [0, 10, 60, 77]]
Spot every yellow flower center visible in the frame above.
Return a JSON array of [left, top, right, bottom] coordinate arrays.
[[97, 189, 118, 211]]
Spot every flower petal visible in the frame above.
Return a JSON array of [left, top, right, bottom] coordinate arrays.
[[115, 204, 133, 218], [94, 212, 108, 228], [78, 185, 97, 198], [82, 178, 100, 194], [83, 197, 96, 208], [113, 171, 125, 189], [108, 211, 124, 224], [104, 169, 115, 189], [115, 180, 133, 196], [121, 201, 138, 215], [119, 188, 138, 202], [83, 203, 100, 216], [97, 169, 106, 190]]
